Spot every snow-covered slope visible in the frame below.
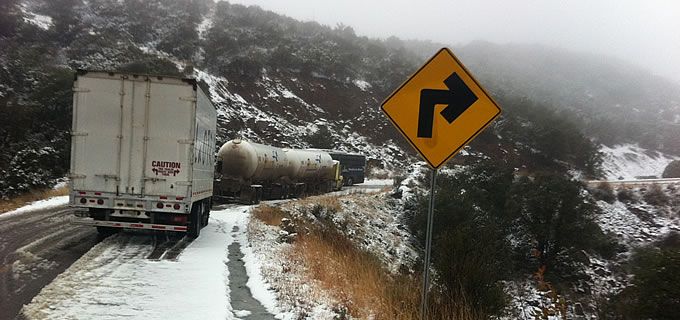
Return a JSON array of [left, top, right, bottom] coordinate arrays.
[[600, 144, 678, 180]]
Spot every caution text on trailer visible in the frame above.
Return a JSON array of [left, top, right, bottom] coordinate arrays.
[[381, 48, 501, 169]]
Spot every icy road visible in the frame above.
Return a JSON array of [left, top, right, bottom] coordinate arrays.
[[20, 205, 281, 320], [0, 199, 99, 320]]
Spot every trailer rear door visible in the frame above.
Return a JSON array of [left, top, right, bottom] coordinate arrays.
[[70, 73, 195, 198]]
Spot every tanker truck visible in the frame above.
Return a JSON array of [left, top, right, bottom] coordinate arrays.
[[214, 139, 343, 203], [69, 70, 217, 238]]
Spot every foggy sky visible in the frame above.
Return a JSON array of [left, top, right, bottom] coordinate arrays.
[[227, 0, 680, 84]]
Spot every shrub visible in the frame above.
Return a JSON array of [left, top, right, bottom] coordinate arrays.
[[305, 125, 335, 149], [662, 160, 680, 178], [591, 182, 616, 203], [252, 205, 288, 226], [617, 188, 636, 203], [407, 161, 515, 316], [643, 185, 669, 206], [510, 174, 611, 273], [602, 233, 680, 319]]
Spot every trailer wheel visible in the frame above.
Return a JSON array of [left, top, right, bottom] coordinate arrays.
[[250, 187, 262, 204], [188, 202, 202, 239]]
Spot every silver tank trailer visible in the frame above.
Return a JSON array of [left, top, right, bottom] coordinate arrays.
[[215, 139, 342, 203], [285, 149, 335, 180], [217, 139, 289, 182]]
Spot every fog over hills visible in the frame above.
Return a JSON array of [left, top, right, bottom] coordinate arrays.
[[2, 0, 679, 191]]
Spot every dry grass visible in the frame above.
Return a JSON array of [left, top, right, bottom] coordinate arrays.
[[290, 194, 343, 213], [0, 186, 69, 214], [292, 226, 478, 319], [293, 230, 414, 319], [273, 194, 479, 319], [252, 205, 288, 226]]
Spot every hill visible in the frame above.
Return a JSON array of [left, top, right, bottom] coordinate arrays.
[[0, 0, 634, 195]]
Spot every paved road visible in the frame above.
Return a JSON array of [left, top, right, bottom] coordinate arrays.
[[585, 178, 680, 188], [0, 206, 101, 320]]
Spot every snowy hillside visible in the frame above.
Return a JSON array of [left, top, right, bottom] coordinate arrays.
[[600, 144, 678, 180]]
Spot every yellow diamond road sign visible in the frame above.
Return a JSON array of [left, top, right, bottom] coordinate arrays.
[[381, 48, 501, 169]]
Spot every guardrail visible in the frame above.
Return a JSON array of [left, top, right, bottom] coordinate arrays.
[[585, 178, 680, 188]]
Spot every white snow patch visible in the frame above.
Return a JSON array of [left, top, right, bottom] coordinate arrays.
[[52, 179, 68, 190], [363, 179, 393, 186], [24, 13, 53, 30], [352, 79, 371, 91], [233, 310, 251, 317], [20, 4, 53, 30], [0, 196, 68, 219], [600, 144, 678, 180], [197, 6, 215, 40]]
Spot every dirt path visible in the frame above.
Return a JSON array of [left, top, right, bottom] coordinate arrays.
[[0, 206, 100, 320], [227, 226, 275, 320]]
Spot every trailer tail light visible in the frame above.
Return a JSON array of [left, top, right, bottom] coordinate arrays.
[[80, 198, 87, 204], [160, 196, 168, 200], [156, 202, 164, 209], [94, 192, 102, 195], [78, 191, 86, 195], [176, 196, 184, 200], [172, 215, 187, 224], [173, 204, 181, 210], [97, 199, 104, 205]]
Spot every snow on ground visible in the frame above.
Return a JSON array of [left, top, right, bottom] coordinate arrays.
[[20, 4, 53, 30], [362, 178, 393, 186], [279, 192, 418, 274], [22, 205, 287, 320], [352, 79, 371, 91], [600, 144, 678, 180], [596, 190, 680, 247], [0, 196, 69, 219], [395, 161, 429, 200], [247, 210, 339, 319], [197, 5, 215, 40]]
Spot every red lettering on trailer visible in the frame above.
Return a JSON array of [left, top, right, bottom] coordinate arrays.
[[130, 224, 143, 228], [151, 161, 182, 177], [151, 225, 166, 229], [174, 226, 187, 231]]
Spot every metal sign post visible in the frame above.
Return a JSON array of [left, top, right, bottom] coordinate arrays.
[[380, 47, 501, 320], [420, 168, 437, 319]]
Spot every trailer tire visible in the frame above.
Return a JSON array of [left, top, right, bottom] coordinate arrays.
[[201, 199, 210, 227], [188, 202, 202, 239]]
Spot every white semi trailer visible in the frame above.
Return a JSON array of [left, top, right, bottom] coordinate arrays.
[[69, 70, 217, 238]]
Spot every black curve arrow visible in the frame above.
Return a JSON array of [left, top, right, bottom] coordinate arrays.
[[417, 72, 478, 138]]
